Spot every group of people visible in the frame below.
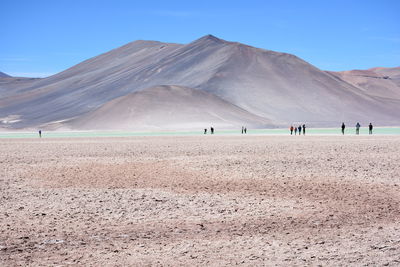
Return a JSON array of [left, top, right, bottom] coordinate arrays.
[[204, 127, 215, 134], [38, 123, 375, 138], [204, 126, 249, 134], [202, 122, 375, 136], [341, 122, 373, 135], [290, 124, 306, 135], [288, 122, 374, 136]]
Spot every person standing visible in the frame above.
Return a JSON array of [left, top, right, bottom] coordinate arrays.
[[341, 123, 345, 135], [298, 125, 302, 135], [369, 123, 373, 135], [290, 125, 294, 135], [356, 122, 361, 135], [244, 127, 247, 134], [38, 130, 42, 138], [241, 126, 244, 134], [294, 127, 297, 135], [302, 124, 306, 135], [211, 127, 214, 134], [204, 128, 207, 134]]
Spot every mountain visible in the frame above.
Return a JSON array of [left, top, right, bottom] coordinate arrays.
[[0, 71, 11, 78], [328, 67, 400, 100], [59, 85, 273, 130], [1, 35, 400, 129]]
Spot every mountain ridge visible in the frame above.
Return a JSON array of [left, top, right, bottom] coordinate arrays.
[[327, 67, 400, 100], [0, 71, 11, 78], [1, 35, 399, 130]]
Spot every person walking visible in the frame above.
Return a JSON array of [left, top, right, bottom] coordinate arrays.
[[341, 122, 345, 135], [369, 123, 373, 135], [302, 124, 306, 135], [356, 122, 361, 135], [290, 125, 294, 135]]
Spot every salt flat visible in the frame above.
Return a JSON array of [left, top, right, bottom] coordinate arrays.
[[1, 135, 399, 266]]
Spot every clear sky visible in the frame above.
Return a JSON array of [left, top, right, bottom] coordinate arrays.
[[1, 0, 399, 77]]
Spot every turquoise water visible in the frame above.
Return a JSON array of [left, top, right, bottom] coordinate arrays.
[[0, 127, 399, 138]]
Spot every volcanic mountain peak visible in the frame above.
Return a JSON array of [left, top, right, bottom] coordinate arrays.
[[192, 35, 297, 60], [1, 36, 400, 130], [196, 34, 227, 43]]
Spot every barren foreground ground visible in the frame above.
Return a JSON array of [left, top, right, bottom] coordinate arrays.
[[1, 135, 400, 266]]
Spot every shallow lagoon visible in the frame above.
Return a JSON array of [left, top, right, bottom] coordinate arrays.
[[1, 127, 399, 138]]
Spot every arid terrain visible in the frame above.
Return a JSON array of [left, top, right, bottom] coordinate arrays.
[[1, 135, 400, 266]]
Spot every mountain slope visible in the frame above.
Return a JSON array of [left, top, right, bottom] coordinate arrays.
[[0, 76, 41, 98], [0, 40, 184, 127], [0, 71, 11, 78], [1, 35, 400, 129], [60, 85, 273, 130]]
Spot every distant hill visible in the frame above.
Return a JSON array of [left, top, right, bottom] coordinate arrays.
[[1, 35, 400, 130], [60, 85, 274, 130], [328, 67, 400, 100]]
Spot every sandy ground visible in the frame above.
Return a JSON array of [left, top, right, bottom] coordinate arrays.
[[1, 135, 400, 266]]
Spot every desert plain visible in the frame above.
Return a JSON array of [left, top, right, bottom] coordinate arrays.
[[1, 135, 400, 266]]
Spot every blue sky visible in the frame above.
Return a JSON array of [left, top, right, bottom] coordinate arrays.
[[1, 0, 399, 77]]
